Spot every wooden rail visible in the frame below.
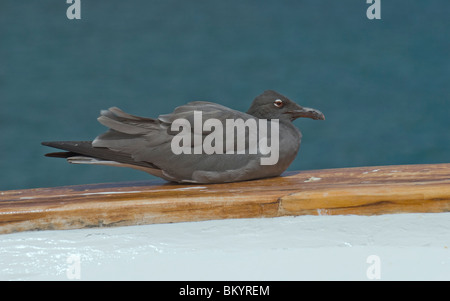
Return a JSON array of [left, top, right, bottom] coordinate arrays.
[[1, 163, 449, 234]]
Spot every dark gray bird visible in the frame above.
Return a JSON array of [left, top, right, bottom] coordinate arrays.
[[42, 90, 324, 184]]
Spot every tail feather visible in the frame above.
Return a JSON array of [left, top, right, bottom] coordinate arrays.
[[41, 141, 159, 170], [65, 155, 166, 177], [45, 151, 79, 158]]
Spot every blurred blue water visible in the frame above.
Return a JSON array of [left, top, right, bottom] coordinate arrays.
[[0, 0, 449, 190]]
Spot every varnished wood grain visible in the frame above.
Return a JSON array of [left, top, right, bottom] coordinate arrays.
[[1, 163, 449, 234]]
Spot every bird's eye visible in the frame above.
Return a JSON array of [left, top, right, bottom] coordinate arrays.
[[274, 99, 284, 108]]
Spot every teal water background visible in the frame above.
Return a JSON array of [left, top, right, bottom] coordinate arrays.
[[1, 0, 449, 190]]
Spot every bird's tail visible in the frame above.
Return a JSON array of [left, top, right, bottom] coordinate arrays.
[[41, 141, 158, 170], [42, 141, 95, 158]]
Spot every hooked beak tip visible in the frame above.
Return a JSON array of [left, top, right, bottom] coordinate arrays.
[[316, 113, 325, 120]]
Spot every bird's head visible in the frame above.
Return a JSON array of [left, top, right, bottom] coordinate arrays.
[[247, 90, 325, 122]]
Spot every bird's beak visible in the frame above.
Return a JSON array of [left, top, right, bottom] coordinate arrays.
[[286, 106, 325, 121]]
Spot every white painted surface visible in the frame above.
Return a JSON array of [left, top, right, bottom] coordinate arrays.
[[0, 213, 449, 281]]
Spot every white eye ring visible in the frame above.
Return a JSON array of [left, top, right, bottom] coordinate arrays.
[[274, 99, 284, 108]]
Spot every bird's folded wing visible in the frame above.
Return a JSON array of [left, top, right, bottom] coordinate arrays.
[[92, 104, 260, 166]]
